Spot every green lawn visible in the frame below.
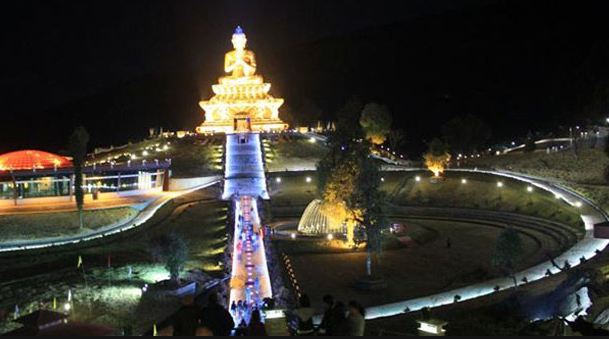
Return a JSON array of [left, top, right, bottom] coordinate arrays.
[[279, 218, 543, 310], [268, 170, 584, 230], [0, 207, 138, 242], [466, 148, 608, 185], [381, 170, 584, 230], [263, 134, 328, 171], [0, 186, 227, 335], [91, 135, 224, 178]]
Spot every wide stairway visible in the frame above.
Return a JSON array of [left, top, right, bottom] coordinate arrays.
[[223, 132, 274, 327], [223, 133, 269, 200]]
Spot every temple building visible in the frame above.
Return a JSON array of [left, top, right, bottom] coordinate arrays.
[[0, 149, 168, 202], [196, 26, 288, 134]]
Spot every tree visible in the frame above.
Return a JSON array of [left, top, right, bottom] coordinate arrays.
[[524, 131, 536, 153], [317, 118, 387, 275], [348, 141, 387, 276], [423, 138, 450, 177], [69, 126, 89, 229], [150, 233, 188, 283], [278, 103, 297, 127], [492, 227, 523, 287], [388, 129, 406, 152], [441, 114, 491, 155], [335, 96, 364, 138], [359, 103, 392, 145]]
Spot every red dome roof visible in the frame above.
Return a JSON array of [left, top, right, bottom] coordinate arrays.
[[0, 150, 73, 171]]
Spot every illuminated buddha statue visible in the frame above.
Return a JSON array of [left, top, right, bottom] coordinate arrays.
[[224, 26, 257, 77], [196, 26, 287, 134]]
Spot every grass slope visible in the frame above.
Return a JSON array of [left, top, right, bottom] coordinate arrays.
[[0, 207, 137, 242]]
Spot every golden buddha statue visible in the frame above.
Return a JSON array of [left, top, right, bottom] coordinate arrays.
[[224, 26, 257, 77], [196, 26, 288, 134]]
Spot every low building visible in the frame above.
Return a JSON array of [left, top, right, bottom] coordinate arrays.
[[0, 149, 169, 203]]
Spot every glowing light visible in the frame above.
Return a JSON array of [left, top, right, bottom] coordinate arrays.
[[275, 177, 282, 183], [327, 233, 333, 241], [64, 303, 71, 311], [381, 177, 385, 182], [142, 150, 149, 156], [196, 27, 287, 133], [290, 233, 296, 239], [527, 186, 533, 192], [555, 194, 562, 200], [415, 176, 421, 182], [309, 137, 316, 143], [306, 176, 312, 183], [575, 201, 582, 208], [461, 178, 467, 184], [497, 181, 504, 188]]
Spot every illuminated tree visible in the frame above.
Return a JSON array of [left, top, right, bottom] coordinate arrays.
[[69, 126, 89, 229], [150, 232, 188, 283], [359, 103, 392, 145], [317, 130, 386, 274], [348, 143, 387, 276], [423, 138, 451, 177], [492, 227, 523, 287]]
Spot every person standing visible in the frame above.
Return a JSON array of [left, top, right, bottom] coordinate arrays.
[[200, 294, 235, 336], [247, 309, 268, 336], [346, 300, 365, 336], [293, 294, 315, 336], [319, 295, 335, 335], [172, 295, 199, 336]]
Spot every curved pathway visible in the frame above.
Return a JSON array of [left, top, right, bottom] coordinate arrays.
[[365, 168, 609, 320], [0, 177, 221, 253]]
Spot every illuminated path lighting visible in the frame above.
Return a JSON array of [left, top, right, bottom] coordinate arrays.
[[224, 131, 273, 323], [0, 177, 221, 253], [229, 196, 273, 317], [356, 168, 609, 321], [222, 133, 269, 200]]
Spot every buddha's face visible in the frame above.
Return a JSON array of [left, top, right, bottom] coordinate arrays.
[[232, 34, 247, 50]]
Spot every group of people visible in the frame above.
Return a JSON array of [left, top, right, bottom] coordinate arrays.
[[170, 294, 234, 336], [291, 294, 366, 336], [229, 196, 269, 328]]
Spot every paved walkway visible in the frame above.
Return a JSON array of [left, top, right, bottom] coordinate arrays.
[[0, 177, 221, 252], [0, 190, 161, 215], [229, 196, 273, 324], [364, 168, 609, 320], [224, 132, 273, 324], [223, 133, 269, 200]]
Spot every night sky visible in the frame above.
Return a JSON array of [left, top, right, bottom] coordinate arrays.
[[2, 0, 609, 155]]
